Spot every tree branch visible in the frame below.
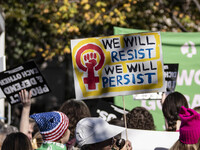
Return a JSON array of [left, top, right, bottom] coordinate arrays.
[[171, 12, 188, 32], [192, 0, 200, 12]]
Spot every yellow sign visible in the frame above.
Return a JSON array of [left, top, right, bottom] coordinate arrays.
[[71, 32, 165, 99]]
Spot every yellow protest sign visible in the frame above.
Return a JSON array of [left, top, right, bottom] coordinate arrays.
[[71, 32, 165, 99]]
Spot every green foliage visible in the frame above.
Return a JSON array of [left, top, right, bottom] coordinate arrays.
[[1, 0, 200, 67]]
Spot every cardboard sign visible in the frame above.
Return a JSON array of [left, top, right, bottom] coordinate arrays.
[[164, 63, 179, 95], [71, 32, 165, 99], [84, 99, 128, 122], [121, 128, 179, 150], [0, 61, 51, 104]]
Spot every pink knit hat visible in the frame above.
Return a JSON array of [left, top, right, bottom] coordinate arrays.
[[179, 106, 200, 144]]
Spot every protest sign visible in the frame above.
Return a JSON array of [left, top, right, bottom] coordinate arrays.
[[0, 60, 51, 104], [84, 99, 128, 121], [121, 128, 179, 150], [164, 63, 179, 95], [71, 32, 165, 99]]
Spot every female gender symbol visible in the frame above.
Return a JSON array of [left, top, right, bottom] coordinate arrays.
[[76, 44, 105, 90]]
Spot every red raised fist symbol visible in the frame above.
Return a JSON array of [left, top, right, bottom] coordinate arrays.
[[84, 53, 97, 68], [83, 52, 99, 90], [75, 44, 105, 90]]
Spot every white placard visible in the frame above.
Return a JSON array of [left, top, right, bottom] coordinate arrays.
[[121, 128, 179, 150]]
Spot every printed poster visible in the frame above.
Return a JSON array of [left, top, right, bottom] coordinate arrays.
[[0, 60, 51, 104]]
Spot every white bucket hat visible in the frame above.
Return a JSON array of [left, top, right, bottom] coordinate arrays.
[[75, 117, 125, 147]]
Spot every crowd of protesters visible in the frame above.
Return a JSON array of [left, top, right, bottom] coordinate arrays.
[[1, 90, 200, 150]]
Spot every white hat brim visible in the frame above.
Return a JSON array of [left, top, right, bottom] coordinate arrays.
[[78, 123, 125, 147]]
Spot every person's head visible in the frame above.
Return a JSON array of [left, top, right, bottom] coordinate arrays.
[[170, 106, 200, 150], [126, 106, 155, 130], [162, 91, 189, 131], [59, 99, 91, 138], [75, 117, 125, 150], [0, 124, 18, 150], [30, 111, 70, 144], [2, 132, 33, 150]]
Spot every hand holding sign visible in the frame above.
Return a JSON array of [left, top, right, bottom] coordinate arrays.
[[121, 140, 132, 150]]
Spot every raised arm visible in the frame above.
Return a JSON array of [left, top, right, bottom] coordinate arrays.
[[19, 89, 32, 140]]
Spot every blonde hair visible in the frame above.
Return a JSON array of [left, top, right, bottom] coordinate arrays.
[[32, 132, 43, 149], [170, 139, 200, 150]]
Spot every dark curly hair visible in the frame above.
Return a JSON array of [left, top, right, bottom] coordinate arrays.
[[126, 106, 155, 130], [162, 91, 189, 131], [59, 99, 91, 137]]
